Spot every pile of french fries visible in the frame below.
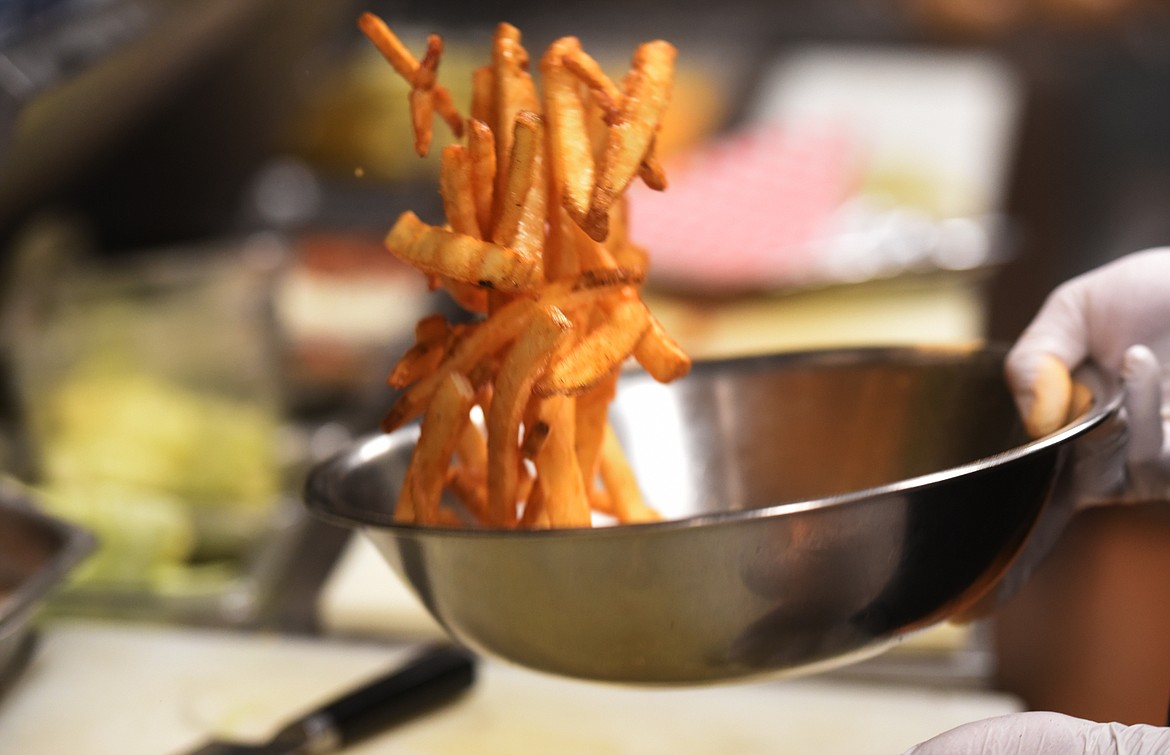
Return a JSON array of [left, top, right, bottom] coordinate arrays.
[[362, 13, 691, 528]]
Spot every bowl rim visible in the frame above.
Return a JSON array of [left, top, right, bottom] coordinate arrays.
[[303, 344, 1124, 539]]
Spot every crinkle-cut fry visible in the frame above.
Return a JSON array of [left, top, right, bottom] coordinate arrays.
[[535, 395, 592, 527], [492, 111, 542, 246], [574, 368, 618, 492], [387, 313, 450, 388], [634, 312, 692, 383], [599, 423, 661, 523], [439, 145, 480, 238], [535, 292, 651, 397], [402, 372, 478, 525], [466, 119, 497, 239], [357, 13, 463, 146], [584, 41, 676, 241], [542, 38, 595, 229], [385, 211, 541, 293], [491, 23, 539, 211], [487, 306, 573, 526]]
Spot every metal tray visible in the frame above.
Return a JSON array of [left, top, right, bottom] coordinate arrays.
[[0, 480, 95, 698]]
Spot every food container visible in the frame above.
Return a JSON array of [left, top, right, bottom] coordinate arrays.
[[304, 346, 1121, 685], [4, 224, 305, 625], [0, 481, 95, 697]]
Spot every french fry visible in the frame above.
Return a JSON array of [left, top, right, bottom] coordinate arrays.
[[633, 312, 692, 383], [357, 13, 463, 151], [385, 211, 541, 293], [447, 466, 490, 524], [439, 145, 480, 238], [381, 293, 548, 432], [535, 395, 592, 527], [519, 481, 548, 528], [561, 46, 666, 194], [599, 423, 661, 523], [470, 65, 495, 125], [584, 41, 676, 240], [535, 293, 651, 396], [542, 38, 595, 228], [387, 314, 451, 388], [487, 306, 573, 524], [492, 111, 543, 246], [369, 17, 689, 530], [409, 87, 436, 157], [467, 119, 497, 239], [574, 368, 618, 494], [491, 23, 539, 212], [402, 372, 477, 524]]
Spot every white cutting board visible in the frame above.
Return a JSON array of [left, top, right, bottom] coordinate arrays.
[[0, 620, 1020, 754]]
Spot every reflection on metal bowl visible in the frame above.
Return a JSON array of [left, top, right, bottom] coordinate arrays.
[[304, 346, 1121, 685]]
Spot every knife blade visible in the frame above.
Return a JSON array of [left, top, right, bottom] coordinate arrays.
[[182, 644, 476, 755]]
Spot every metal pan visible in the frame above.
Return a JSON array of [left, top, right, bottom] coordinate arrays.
[[0, 481, 96, 697], [304, 346, 1122, 685]]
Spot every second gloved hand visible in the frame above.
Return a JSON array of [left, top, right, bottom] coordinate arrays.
[[1005, 248, 1170, 504]]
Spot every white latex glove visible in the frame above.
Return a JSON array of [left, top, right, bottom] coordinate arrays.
[[1005, 248, 1170, 504], [903, 712, 1170, 754]]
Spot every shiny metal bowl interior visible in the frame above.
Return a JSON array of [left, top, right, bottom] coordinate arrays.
[[304, 346, 1121, 685]]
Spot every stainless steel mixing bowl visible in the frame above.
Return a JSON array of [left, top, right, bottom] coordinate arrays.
[[304, 346, 1122, 685]]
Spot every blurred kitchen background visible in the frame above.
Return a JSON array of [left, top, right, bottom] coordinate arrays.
[[2, 0, 1170, 750]]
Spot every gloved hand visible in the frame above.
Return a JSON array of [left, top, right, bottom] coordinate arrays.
[[903, 711, 1170, 754], [1005, 248, 1170, 505]]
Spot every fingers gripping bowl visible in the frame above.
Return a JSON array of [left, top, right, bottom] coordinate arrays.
[[304, 346, 1121, 685]]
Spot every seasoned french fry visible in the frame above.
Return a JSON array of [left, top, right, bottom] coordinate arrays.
[[519, 481, 548, 528], [403, 372, 477, 524], [447, 466, 489, 521], [491, 23, 539, 212], [633, 312, 692, 383], [370, 17, 688, 530], [385, 211, 541, 293], [535, 293, 651, 396], [492, 111, 543, 246], [535, 395, 592, 527], [358, 13, 463, 149], [561, 47, 665, 194], [409, 87, 436, 157], [584, 41, 676, 240], [387, 314, 451, 388], [466, 119, 497, 239], [440, 145, 480, 238], [542, 38, 595, 228], [574, 369, 618, 491], [520, 418, 550, 459], [599, 423, 661, 523], [470, 65, 495, 125], [487, 306, 573, 524], [381, 294, 547, 431]]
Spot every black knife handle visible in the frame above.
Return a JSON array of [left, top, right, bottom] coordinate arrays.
[[306, 644, 477, 747]]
